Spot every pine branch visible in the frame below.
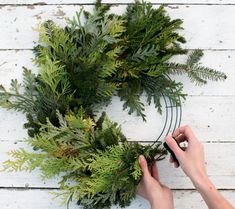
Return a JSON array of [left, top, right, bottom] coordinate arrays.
[[168, 49, 227, 85], [186, 49, 203, 67], [187, 65, 227, 85]]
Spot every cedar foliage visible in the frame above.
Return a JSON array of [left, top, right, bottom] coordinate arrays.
[[0, 1, 226, 208]]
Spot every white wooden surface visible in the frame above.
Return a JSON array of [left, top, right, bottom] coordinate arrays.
[[0, 0, 235, 209]]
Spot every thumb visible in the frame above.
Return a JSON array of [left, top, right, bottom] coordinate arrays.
[[138, 155, 150, 177], [165, 135, 184, 159]]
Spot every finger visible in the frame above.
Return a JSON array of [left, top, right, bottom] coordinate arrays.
[[169, 154, 180, 167], [169, 155, 176, 163], [175, 135, 189, 150], [173, 125, 197, 143], [151, 162, 160, 181], [169, 153, 182, 166], [165, 135, 184, 158], [174, 161, 180, 168], [175, 134, 187, 143], [138, 155, 150, 177]]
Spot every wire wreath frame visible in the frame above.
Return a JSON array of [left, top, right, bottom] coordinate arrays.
[[100, 77, 183, 146], [66, 91, 182, 209], [154, 95, 182, 142], [151, 80, 182, 147]]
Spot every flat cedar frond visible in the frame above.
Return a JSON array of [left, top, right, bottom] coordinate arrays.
[[0, 68, 37, 114], [0, 1, 227, 209], [3, 149, 46, 172], [38, 57, 71, 97], [76, 142, 165, 209]]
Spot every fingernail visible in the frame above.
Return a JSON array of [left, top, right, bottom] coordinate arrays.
[[139, 155, 144, 163]]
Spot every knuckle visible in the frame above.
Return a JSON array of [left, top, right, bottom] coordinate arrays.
[[163, 185, 170, 191], [184, 125, 191, 130]]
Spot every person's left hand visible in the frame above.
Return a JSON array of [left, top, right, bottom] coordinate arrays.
[[137, 155, 174, 209]]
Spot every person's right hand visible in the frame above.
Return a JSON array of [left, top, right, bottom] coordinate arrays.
[[165, 125, 207, 183], [165, 126, 235, 209]]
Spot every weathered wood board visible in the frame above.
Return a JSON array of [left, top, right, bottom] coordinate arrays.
[[1, 0, 235, 5], [1, 5, 235, 49], [0, 189, 234, 209], [0, 141, 235, 189]]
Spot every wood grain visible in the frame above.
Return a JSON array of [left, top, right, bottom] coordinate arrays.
[[0, 0, 235, 5], [0, 95, 234, 142], [1, 5, 235, 49], [0, 50, 234, 95], [0, 188, 234, 209]]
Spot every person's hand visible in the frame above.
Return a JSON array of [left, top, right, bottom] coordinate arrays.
[[165, 125, 207, 184], [137, 155, 174, 209], [165, 126, 235, 209]]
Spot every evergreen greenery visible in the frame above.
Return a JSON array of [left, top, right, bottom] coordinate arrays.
[[0, 1, 226, 208]]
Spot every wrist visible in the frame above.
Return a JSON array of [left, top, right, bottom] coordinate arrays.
[[150, 200, 159, 209], [151, 204, 160, 209], [150, 199, 162, 209], [150, 198, 168, 209], [190, 172, 211, 192]]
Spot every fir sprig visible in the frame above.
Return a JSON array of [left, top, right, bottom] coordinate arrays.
[[168, 49, 227, 85], [0, 68, 37, 113]]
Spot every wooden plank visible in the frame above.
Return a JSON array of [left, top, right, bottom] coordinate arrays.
[[169, 50, 235, 96], [0, 5, 235, 49], [0, 50, 37, 89], [0, 95, 235, 142], [0, 0, 235, 5], [0, 50, 234, 96], [0, 188, 234, 209], [0, 110, 28, 142], [158, 142, 235, 189], [0, 141, 235, 189], [180, 96, 235, 142], [0, 189, 70, 209], [173, 190, 235, 209], [100, 95, 235, 142]]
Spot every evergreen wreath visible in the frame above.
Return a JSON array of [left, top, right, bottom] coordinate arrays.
[[0, 1, 226, 209]]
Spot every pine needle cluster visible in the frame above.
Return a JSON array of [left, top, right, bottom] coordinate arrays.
[[0, 0, 226, 208]]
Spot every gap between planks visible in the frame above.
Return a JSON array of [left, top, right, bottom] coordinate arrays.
[[130, 140, 235, 143], [0, 187, 234, 191], [2, 49, 235, 51], [0, 186, 59, 190], [1, 3, 235, 6]]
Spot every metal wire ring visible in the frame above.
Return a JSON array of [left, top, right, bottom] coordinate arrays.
[[152, 81, 182, 145]]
